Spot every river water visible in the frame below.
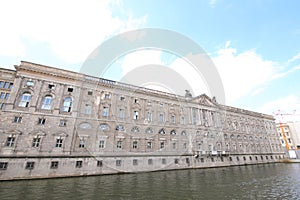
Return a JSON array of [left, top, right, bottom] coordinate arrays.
[[0, 163, 299, 200]]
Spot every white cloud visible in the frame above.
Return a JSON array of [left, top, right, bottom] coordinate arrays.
[[259, 95, 300, 122], [0, 0, 146, 63], [212, 42, 278, 104], [118, 49, 209, 96], [288, 52, 300, 64]]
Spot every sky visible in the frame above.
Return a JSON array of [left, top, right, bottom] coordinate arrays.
[[1, 0, 300, 122]]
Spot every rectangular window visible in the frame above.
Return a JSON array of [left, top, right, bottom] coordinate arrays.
[[170, 115, 175, 124], [162, 158, 166, 164], [85, 104, 91, 115], [5, 93, 10, 100], [133, 111, 139, 120], [0, 81, 3, 88], [174, 158, 179, 164], [201, 158, 204, 163], [13, 116, 22, 123], [55, 138, 63, 148], [75, 161, 82, 168], [180, 116, 185, 125], [120, 96, 125, 101], [134, 98, 139, 103], [159, 114, 164, 123], [67, 88, 73, 92], [148, 159, 153, 165], [147, 141, 152, 149], [172, 142, 177, 149], [4, 82, 10, 89], [160, 142, 165, 149], [88, 91, 93, 95], [102, 107, 109, 117], [183, 143, 187, 149], [38, 118, 46, 125], [9, 83, 13, 90], [50, 161, 59, 169], [97, 160, 103, 167], [6, 136, 15, 147], [0, 92, 5, 99], [117, 141, 122, 149], [1, 103, 5, 110], [104, 93, 110, 99], [32, 137, 41, 148], [99, 140, 105, 149], [147, 112, 152, 122], [133, 159, 138, 166], [0, 162, 8, 170], [118, 109, 125, 119], [132, 141, 138, 149], [79, 138, 85, 148], [116, 160, 122, 166], [59, 120, 67, 127], [25, 162, 35, 170]]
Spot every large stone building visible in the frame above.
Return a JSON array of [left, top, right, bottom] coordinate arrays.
[[0, 61, 284, 180]]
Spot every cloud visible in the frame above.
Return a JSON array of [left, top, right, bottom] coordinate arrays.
[[259, 95, 300, 122], [116, 49, 209, 96], [288, 52, 300, 64], [0, 0, 147, 63], [212, 42, 278, 103]]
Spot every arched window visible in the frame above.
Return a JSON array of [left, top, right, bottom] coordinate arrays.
[[99, 124, 109, 131], [79, 122, 92, 129], [41, 95, 52, 110], [181, 131, 186, 136], [18, 92, 31, 107], [145, 127, 153, 134], [62, 97, 72, 112], [131, 126, 140, 133]]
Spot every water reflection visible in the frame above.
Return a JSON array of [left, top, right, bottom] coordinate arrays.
[[0, 163, 299, 200]]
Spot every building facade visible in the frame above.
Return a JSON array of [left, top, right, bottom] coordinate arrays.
[[0, 61, 284, 180]]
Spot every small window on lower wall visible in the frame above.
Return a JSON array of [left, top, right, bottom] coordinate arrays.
[[97, 160, 103, 167], [236, 157, 239, 161], [25, 162, 35, 170], [50, 161, 59, 169], [243, 156, 246, 161], [162, 158, 166, 164], [174, 158, 179, 164], [249, 156, 252, 161], [220, 157, 224, 162], [229, 157, 232, 161], [255, 156, 258, 160], [116, 160, 122, 167], [0, 162, 8, 170], [76, 161, 83, 168], [211, 158, 214, 162], [133, 159, 138, 166], [200, 158, 204, 163], [148, 159, 153, 165]]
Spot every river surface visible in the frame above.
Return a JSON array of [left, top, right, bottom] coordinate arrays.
[[0, 163, 299, 200]]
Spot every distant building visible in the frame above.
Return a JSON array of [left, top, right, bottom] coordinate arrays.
[[277, 122, 300, 150], [0, 61, 284, 180]]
